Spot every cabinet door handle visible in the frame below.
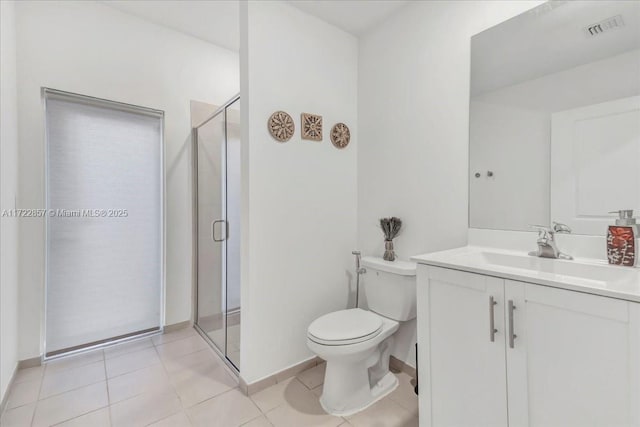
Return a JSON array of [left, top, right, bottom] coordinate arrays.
[[508, 300, 517, 348], [489, 296, 498, 342]]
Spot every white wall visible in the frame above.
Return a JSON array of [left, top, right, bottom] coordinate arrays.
[[0, 0, 20, 402], [357, 0, 545, 367], [15, 0, 239, 359], [240, 1, 358, 383]]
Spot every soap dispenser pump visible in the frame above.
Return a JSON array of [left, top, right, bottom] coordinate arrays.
[[607, 210, 638, 267]]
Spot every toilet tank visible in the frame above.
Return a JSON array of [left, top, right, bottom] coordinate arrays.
[[360, 256, 417, 321]]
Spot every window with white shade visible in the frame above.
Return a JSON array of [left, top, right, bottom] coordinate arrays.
[[44, 88, 164, 356]]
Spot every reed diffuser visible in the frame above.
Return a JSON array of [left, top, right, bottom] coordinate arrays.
[[380, 217, 402, 261]]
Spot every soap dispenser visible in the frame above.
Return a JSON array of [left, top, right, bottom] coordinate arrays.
[[607, 210, 638, 267]]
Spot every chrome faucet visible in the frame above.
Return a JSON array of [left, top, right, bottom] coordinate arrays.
[[528, 222, 573, 260]]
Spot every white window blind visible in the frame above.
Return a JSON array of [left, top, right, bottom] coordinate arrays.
[[44, 89, 163, 356]]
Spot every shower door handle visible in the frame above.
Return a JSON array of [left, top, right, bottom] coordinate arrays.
[[212, 220, 225, 242]]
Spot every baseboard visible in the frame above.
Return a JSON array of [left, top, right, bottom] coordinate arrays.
[[13, 322, 188, 372], [238, 355, 416, 397], [18, 356, 41, 369], [0, 363, 19, 415], [163, 320, 192, 333], [239, 356, 322, 396], [390, 355, 416, 378]]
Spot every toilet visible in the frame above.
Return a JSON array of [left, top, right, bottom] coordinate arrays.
[[307, 256, 417, 416]]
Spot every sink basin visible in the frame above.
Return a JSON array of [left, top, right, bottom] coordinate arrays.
[[459, 251, 637, 285], [411, 246, 640, 302]]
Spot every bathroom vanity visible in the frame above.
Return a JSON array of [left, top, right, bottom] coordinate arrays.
[[436, 0, 640, 424], [412, 247, 640, 427]]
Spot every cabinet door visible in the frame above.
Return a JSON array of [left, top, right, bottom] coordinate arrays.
[[505, 281, 640, 427], [417, 266, 508, 427]]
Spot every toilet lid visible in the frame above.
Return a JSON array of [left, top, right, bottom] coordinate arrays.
[[307, 309, 383, 345]]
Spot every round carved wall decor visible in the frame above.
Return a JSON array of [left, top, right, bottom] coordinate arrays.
[[330, 123, 351, 149], [268, 111, 295, 142]]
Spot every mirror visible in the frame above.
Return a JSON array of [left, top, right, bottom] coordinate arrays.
[[469, 1, 640, 235]]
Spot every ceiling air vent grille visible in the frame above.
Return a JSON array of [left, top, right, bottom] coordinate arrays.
[[584, 15, 625, 37]]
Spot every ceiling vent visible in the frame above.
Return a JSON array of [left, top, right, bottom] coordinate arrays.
[[584, 15, 625, 37]]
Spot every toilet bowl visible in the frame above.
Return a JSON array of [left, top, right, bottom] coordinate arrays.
[[307, 308, 399, 416], [307, 257, 416, 416]]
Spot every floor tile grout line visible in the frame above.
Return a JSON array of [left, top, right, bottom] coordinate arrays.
[[3, 383, 39, 412], [29, 399, 37, 427], [6, 336, 179, 424], [152, 336, 242, 412], [152, 342, 184, 408], [16, 331, 407, 427], [386, 394, 417, 413], [38, 377, 107, 403], [108, 397, 113, 427], [29, 358, 47, 426], [48, 405, 110, 427], [109, 387, 183, 427], [36, 396, 110, 427], [241, 413, 274, 427], [151, 329, 198, 347], [105, 358, 164, 381], [29, 351, 116, 427], [102, 350, 111, 408], [184, 386, 248, 413], [154, 334, 208, 356], [38, 358, 107, 401], [43, 358, 104, 377], [103, 339, 154, 360], [105, 346, 159, 366], [142, 410, 187, 427]]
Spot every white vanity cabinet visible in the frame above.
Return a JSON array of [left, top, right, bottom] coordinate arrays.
[[417, 264, 640, 427]]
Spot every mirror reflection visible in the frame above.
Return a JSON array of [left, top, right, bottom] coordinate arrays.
[[469, 1, 640, 235]]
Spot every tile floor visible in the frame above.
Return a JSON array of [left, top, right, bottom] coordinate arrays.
[[1, 328, 418, 427], [206, 324, 241, 369]]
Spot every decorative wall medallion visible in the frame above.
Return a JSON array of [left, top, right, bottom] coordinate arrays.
[[268, 111, 295, 142], [330, 123, 351, 149], [301, 113, 323, 141]]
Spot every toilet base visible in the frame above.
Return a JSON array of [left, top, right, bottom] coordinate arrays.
[[319, 371, 399, 417], [306, 314, 401, 417]]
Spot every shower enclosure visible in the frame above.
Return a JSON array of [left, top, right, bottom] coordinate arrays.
[[193, 95, 241, 371]]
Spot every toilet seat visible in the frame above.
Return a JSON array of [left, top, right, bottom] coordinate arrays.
[[307, 308, 383, 346]]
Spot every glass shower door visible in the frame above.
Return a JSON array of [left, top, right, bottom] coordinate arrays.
[[195, 111, 226, 353], [194, 96, 240, 371]]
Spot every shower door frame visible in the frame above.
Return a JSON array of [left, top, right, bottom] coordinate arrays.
[[192, 93, 240, 375]]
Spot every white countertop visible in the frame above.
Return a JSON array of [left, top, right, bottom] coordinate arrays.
[[411, 246, 640, 303]]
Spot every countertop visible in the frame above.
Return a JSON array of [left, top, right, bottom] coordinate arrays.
[[411, 246, 640, 303]]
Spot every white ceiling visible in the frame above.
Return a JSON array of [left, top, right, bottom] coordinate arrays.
[[102, 1, 241, 51], [287, 0, 409, 36], [102, 0, 409, 52]]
